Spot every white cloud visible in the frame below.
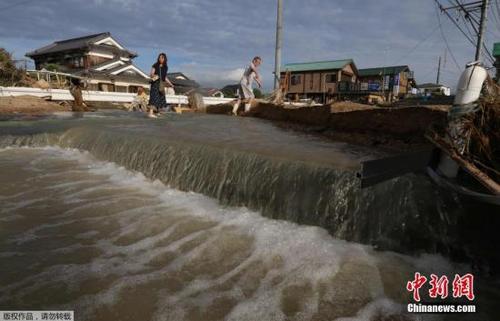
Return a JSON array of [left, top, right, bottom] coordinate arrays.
[[174, 65, 246, 88], [1, 0, 496, 90], [224, 68, 246, 82]]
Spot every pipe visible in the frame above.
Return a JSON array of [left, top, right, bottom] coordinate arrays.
[[437, 61, 488, 178], [453, 61, 488, 106]]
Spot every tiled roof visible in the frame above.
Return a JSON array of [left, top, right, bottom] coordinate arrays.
[[105, 62, 133, 74], [167, 72, 190, 80], [358, 65, 409, 77], [74, 69, 150, 85], [91, 58, 124, 70], [26, 33, 136, 58], [283, 59, 355, 72], [26, 33, 110, 57]]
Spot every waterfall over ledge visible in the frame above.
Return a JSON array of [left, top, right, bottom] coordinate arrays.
[[0, 112, 496, 265]]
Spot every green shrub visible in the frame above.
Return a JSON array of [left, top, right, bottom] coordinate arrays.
[[0, 48, 24, 86]]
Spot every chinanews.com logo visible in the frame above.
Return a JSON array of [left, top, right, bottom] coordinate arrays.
[[406, 272, 477, 314]]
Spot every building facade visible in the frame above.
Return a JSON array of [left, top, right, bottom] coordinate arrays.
[[26, 32, 150, 93], [166, 72, 200, 94], [358, 65, 415, 99], [417, 83, 451, 96], [280, 59, 359, 103]]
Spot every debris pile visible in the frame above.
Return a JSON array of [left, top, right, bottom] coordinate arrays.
[[0, 95, 70, 114], [427, 77, 500, 194], [465, 81, 500, 183]]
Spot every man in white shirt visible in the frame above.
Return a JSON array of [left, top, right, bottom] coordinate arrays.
[[233, 56, 262, 115]]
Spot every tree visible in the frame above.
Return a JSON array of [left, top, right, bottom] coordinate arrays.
[[44, 63, 63, 72], [0, 48, 24, 86]]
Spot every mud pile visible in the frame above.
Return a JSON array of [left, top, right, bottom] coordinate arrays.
[[0, 95, 70, 115], [207, 101, 447, 150]]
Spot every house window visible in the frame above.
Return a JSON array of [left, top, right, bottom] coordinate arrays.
[[291, 74, 302, 85], [325, 73, 337, 83], [98, 83, 115, 92], [72, 57, 84, 68], [129, 86, 139, 93], [87, 83, 99, 91]]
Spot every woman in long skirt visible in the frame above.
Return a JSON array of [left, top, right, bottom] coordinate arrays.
[[148, 52, 174, 117]]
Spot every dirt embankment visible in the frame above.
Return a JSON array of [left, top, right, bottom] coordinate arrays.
[[0, 96, 71, 114], [207, 101, 449, 151]]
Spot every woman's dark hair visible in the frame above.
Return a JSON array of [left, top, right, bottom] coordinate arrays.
[[155, 53, 167, 66]]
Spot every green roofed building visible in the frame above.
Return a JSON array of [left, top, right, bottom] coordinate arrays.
[[494, 43, 500, 83], [280, 59, 358, 103]]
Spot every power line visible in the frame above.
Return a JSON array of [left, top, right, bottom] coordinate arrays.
[[435, 3, 463, 71], [454, 0, 495, 63], [434, 0, 495, 65], [434, 0, 477, 47], [453, 0, 481, 26], [393, 24, 441, 64]]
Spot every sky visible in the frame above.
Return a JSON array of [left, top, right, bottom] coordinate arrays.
[[0, 0, 499, 91]]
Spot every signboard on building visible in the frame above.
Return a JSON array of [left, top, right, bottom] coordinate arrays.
[[368, 82, 380, 91], [384, 75, 390, 90], [393, 74, 400, 96]]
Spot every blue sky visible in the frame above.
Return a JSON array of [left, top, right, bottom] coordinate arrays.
[[0, 0, 499, 91]]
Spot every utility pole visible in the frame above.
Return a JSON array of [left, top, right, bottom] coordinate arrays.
[[274, 0, 283, 90], [436, 56, 442, 84], [475, 0, 489, 61], [435, 0, 493, 63]]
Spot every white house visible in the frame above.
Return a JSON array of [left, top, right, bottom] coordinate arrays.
[[417, 83, 451, 96]]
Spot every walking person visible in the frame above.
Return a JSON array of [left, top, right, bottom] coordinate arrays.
[[148, 52, 174, 118], [233, 56, 262, 115]]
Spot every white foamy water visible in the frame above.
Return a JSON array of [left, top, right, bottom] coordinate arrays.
[[0, 147, 476, 321]]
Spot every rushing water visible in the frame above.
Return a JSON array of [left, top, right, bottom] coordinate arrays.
[[0, 147, 490, 321], [0, 112, 471, 256], [0, 111, 499, 320]]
